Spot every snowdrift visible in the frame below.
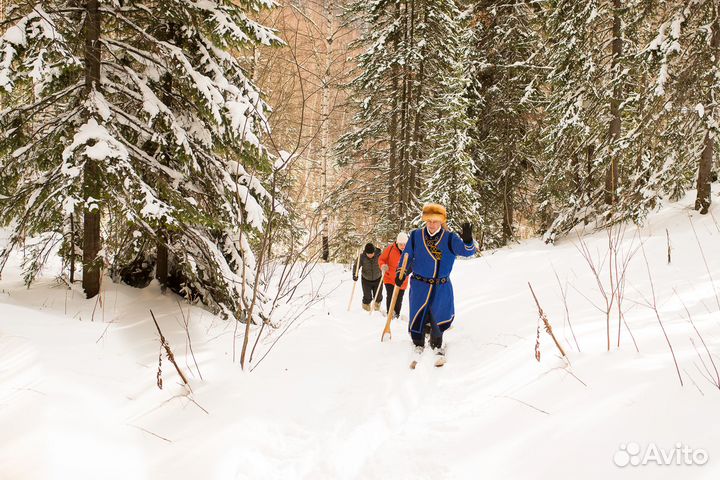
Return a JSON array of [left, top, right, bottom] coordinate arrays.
[[2, 192, 720, 479]]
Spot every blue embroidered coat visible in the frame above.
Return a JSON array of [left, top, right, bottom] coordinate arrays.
[[399, 227, 476, 336]]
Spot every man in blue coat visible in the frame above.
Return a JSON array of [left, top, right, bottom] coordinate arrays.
[[395, 204, 475, 358]]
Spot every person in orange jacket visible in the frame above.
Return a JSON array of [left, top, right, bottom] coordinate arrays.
[[378, 232, 409, 319]]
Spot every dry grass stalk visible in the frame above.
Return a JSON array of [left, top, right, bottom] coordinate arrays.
[[573, 224, 639, 351], [639, 244, 683, 386], [151, 309, 192, 392], [156, 344, 163, 390], [177, 299, 203, 381], [553, 268, 581, 352], [251, 271, 339, 372], [709, 210, 720, 233], [348, 249, 361, 311], [127, 424, 172, 443], [688, 215, 720, 312], [674, 288, 720, 389], [528, 282, 568, 361]]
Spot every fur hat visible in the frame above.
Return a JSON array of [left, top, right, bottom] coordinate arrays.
[[421, 203, 447, 224], [396, 232, 409, 244], [364, 242, 375, 254]]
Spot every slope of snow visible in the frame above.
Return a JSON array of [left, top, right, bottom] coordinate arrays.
[[2, 192, 720, 479]]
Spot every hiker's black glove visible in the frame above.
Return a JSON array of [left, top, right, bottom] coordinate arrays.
[[395, 271, 405, 287], [460, 222, 473, 244], [353, 274, 358, 282]]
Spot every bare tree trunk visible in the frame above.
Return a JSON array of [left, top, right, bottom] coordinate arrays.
[[69, 213, 76, 283], [695, 13, 719, 214], [696, 131, 715, 214], [409, 6, 426, 209], [605, 0, 622, 206], [82, 0, 102, 299], [502, 197, 513, 243], [388, 1, 401, 224], [571, 153, 581, 196], [389, 68, 399, 221], [400, 0, 416, 220], [156, 68, 173, 289], [319, 0, 334, 260], [156, 230, 168, 288], [586, 144, 595, 198], [397, 0, 411, 222], [502, 153, 514, 243]]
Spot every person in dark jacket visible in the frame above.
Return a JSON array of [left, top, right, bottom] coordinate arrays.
[[353, 243, 383, 311]]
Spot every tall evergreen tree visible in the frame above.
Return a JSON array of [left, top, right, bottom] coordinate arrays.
[[338, 0, 466, 236], [536, 0, 653, 241], [645, 0, 720, 214], [0, 1, 280, 320], [463, 0, 542, 246], [421, 28, 479, 233]]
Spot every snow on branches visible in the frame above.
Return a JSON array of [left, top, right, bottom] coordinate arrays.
[[0, 1, 281, 321]]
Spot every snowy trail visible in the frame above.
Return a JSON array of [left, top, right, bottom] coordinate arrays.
[[3, 194, 720, 479]]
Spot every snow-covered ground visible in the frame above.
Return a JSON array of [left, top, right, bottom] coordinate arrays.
[[2, 192, 720, 480]]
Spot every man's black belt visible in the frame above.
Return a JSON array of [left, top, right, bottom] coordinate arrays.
[[411, 274, 448, 285]]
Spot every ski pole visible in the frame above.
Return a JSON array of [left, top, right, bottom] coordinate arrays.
[[370, 259, 385, 315], [370, 280, 383, 315], [347, 249, 361, 311], [382, 253, 408, 342]]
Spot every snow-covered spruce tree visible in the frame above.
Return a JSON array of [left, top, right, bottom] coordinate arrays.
[[645, 0, 720, 214], [336, 0, 406, 236], [0, 2, 280, 320], [337, 0, 467, 236], [462, 0, 542, 247], [420, 31, 480, 234], [536, 1, 654, 242]]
